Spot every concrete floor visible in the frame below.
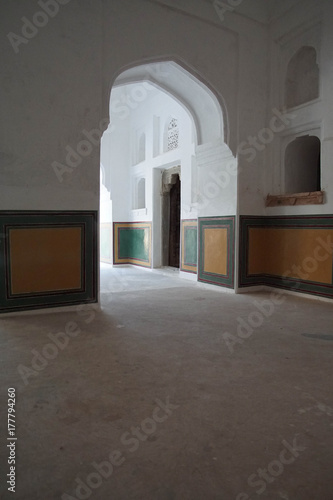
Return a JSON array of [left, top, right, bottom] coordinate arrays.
[[1, 264, 333, 500]]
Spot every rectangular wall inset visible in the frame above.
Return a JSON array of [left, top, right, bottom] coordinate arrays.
[[240, 215, 333, 298], [181, 220, 197, 274], [113, 222, 152, 268], [198, 217, 235, 288], [0, 211, 97, 313], [9, 227, 82, 295]]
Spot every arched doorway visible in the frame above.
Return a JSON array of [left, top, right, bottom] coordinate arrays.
[[100, 59, 233, 280]]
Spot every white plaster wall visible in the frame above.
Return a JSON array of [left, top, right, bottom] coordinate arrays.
[[195, 141, 237, 218], [102, 76, 240, 229], [1, 0, 331, 222], [230, 13, 270, 216], [1, 0, 103, 211], [265, 0, 333, 216], [99, 178, 112, 224], [0, 0, 268, 217], [101, 83, 195, 222], [101, 0, 240, 154], [102, 86, 132, 222]]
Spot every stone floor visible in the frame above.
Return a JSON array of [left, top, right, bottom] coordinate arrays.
[[0, 264, 333, 500]]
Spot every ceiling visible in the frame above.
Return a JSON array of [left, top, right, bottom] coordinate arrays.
[[151, 0, 304, 25]]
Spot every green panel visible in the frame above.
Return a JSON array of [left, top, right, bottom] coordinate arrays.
[[100, 225, 111, 261], [198, 216, 235, 288], [118, 228, 149, 262], [0, 211, 98, 313], [184, 227, 197, 266], [239, 215, 333, 299]]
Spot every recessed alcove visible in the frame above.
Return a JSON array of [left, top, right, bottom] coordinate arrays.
[[285, 46, 319, 109]]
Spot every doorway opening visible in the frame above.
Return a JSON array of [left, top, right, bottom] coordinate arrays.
[[169, 174, 181, 267], [162, 167, 181, 268]]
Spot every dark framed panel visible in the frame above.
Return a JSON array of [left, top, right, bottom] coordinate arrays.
[[181, 220, 198, 274], [198, 216, 235, 288], [0, 211, 98, 313], [239, 215, 333, 299], [113, 222, 152, 268]]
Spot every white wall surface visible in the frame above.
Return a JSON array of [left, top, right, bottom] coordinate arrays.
[[1, 0, 332, 220], [1, 0, 103, 210], [264, 0, 333, 216], [102, 82, 195, 221]]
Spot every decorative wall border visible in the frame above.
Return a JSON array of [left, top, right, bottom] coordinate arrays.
[[239, 215, 333, 299], [181, 219, 198, 274], [0, 211, 98, 313], [198, 216, 235, 288], [113, 222, 152, 268]]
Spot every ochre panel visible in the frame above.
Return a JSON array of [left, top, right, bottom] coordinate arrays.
[[247, 228, 269, 275], [203, 227, 228, 276], [9, 227, 82, 294], [248, 227, 333, 284]]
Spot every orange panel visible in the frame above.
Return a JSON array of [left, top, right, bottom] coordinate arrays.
[[248, 227, 333, 284], [9, 227, 82, 294], [204, 228, 228, 276]]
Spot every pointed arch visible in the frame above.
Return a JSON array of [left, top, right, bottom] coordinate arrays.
[[108, 57, 227, 147]]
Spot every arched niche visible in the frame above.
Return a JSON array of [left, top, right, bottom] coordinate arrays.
[[285, 46, 319, 109], [285, 135, 321, 193]]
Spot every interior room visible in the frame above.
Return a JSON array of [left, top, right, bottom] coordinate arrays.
[[1, 1, 332, 498]]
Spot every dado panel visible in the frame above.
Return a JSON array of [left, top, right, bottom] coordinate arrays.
[[0, 211, 97, 313], [198, 217, 235, 288], [113, 222, 152, 268], [240, 216, 333, 298], [181, 220, 198, 274]]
